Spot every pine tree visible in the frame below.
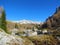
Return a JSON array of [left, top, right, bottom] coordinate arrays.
[[0, 9, 7, 32]]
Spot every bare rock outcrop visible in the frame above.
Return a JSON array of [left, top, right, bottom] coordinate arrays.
[[42, 7, 60, 29]]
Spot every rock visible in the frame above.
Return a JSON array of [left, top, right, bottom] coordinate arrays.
[[0, 28, 24, 45], [42, 6, 60, 29]]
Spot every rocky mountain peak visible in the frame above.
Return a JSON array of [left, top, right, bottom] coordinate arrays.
[[0, 6, 3, 12], [42, 6, 60, 29], [55, 6, 60, 14], [57, 6, 60, 11], [0, 6, 4, 18]]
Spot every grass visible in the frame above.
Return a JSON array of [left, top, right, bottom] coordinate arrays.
[[27, 35, 58, 45]]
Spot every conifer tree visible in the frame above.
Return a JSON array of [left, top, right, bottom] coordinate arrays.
[[1, 9, 7, 32]]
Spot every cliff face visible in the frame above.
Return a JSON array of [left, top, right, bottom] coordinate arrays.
[[42, 7, 60, 29]]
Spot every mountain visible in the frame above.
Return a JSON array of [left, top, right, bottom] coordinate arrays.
[[42, 6, 60, 30], [0, 7, 42, 32], [6, 20, 42, 31], [11, 19, 41, 24]]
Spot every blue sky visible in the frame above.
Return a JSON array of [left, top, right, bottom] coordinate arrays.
[[0, 0, 60, 22]]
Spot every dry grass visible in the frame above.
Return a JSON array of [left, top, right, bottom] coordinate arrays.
[[28, 35, 58, 45]]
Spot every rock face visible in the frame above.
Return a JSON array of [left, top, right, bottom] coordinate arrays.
[[0, 28, 24, 45], [42, 7, 60, 29], [0, 28, 35, 45]]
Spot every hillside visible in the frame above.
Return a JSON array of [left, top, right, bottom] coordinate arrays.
[[42, 7, 60, 30], [6, 20, 41, 32]]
